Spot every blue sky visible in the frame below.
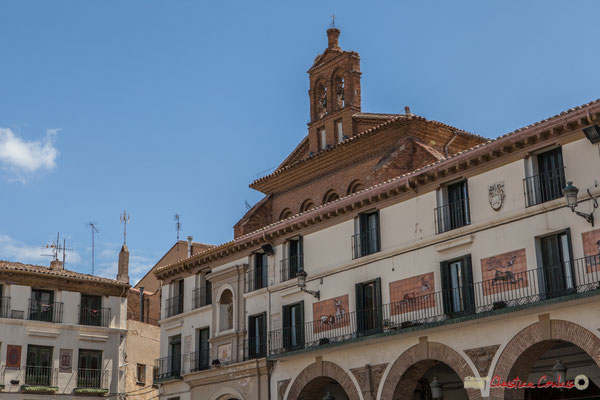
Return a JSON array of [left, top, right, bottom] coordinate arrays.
[[1, 1, 599, 284]]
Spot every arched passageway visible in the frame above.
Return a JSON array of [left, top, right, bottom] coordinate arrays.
[[286, 360, 360, 400]]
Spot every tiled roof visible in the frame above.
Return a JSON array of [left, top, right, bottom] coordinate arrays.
[[156, 97, 600, 277], [0, 260, 129, 286]]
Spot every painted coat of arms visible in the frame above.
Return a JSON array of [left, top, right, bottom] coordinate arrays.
[[488, 182, 505, 211]]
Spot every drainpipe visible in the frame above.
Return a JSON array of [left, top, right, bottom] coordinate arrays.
[[139, 286, 144, 322], [443, 131, 459, 158], [187, 236, 193, 258]]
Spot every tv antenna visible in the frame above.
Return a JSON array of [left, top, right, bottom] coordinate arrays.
[[244, 201, 251, 210], [120, 210, 130, 245], [41, 232, 73, 266], [174, 213, 181, 241], [87, 222, 100, 275]]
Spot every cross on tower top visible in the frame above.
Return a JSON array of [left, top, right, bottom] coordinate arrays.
[[330, 14, 336, 28]]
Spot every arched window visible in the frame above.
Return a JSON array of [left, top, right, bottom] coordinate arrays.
[[299, 199, 315, 213], [279, 208, 293, 221], [315, 80, 328, 120], [219, 290, 233, 332], [333, 73, 345, 110], [323, 190, 340, 204], [347, 180, 363, 195]]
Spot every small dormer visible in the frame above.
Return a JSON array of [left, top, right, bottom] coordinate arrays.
[[308, 27, 362, 154]]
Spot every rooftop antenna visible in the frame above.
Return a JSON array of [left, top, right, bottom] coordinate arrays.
[[244, 201, 252, 210], [174, 213, 181, 241], [41, 232, 72, 265], [330, 14, 336, 28], [120, 210, 130, 245], [87, 222, 99, 275]]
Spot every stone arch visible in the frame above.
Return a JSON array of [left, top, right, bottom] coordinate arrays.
[[322, 189, 340, 204], [299, 199, 315, 213], [347, 179, 363, 195], [208, 386, 245, 400], [279, 208, 293, 221], [490, 319, 600, 400], [215, 284, 235, 332], [380, 341, 482, 400], [286, 360, 361, 400]]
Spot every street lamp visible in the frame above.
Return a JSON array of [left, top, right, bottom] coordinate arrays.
[[563, 182, 598, 226], [553, 359, 567, 384], [322, 392, 335, 400], [430, 376, 443, 399], [296, 270, 320, 299]]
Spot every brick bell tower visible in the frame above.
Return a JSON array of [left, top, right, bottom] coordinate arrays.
[[307, 27, 362, 154]]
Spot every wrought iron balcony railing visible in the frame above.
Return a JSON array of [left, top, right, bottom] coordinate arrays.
[[79, 306, 111, 327], [189, 348, 210, 373], [192, 286, 212, 309], [165, 295, 184, 318], [246, 267, 268, 293], [0, 296, 10, 318], [244, 336, 267, 360], [24, 365, 56, 387], [268, 254, 600, 356], [154, 355, 182, 382], [523, 167, 566, 207], [434, 197, 470, 234], [351, 228, 380, 259], [280, 255, 303, 282], [76, 368, 107, 389], [28, 300, 63, 323]]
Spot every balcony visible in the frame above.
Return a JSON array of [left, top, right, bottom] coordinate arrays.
[[154, 355, 182, 382], [523, 167, 566, 207], [165, 295, 183, 318], [280, 255, 303, 282], [192, 286, 212, 309], [28, 300, 63, 323], [74, 368, 108, 394], [246, 266, 268, 293], [22, 366, 57, 392], [434, 197, 470, 234], [351, 228, 380, 259], [244, 336, 267, 360], [268, 254, 600, 357], [0, 296, 10, 318], [79, 306, 110, 327], [189, 348, 210, 373]]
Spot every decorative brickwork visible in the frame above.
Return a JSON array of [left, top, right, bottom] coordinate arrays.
[[277, 379, 290, 400], [464, 345, 500, 377], [349, 363, 388, 400], [286, 359, 360, 400], [490, 319, 600, 400], [380, 340, 482, 400]]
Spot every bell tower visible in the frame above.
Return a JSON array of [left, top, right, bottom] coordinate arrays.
[[307, 27, 362, 154]]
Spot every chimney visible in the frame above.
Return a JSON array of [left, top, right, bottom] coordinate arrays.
[[139, 286, 144, 323], [50, 259, 63, 270], [327, 28, 341, 50], [187, 236, 193, 258], [404, 106, 411, 115], [117, 245, 129, 283]]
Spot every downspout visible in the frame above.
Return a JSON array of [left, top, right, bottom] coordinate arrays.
[[443, 131, 459, 158], [139, 286, 144, 322]]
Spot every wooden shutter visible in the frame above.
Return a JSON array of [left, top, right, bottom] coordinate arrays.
[[374, 277, 383, 331], [440, 261, 451, 315], [355, 283, 365, 332], [462, 255, 475, 313], [282, 305, 290, 349], [375, 210, 382, 252], [298, 236, 304, 271]]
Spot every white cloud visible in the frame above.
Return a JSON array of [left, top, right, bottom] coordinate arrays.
[[95, 247, 155, 286], [0, 128, 59, 181], [0, 234, 81, 266]]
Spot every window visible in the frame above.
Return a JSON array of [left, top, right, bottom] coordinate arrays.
[[168, 335, 182, 377], [29, 288, 61, 322], [355, 278, 382, 334], [282, 302, 304, 350], [193, 328, 210, 372], [440, 255, 475, 315], [299, 199, 315, 213], [136, 364, 146, 384], [335, 119, 344, 143], [323, 189, 340, 204], [80, 294, 103, 326], [352, 210, 381, 259], [538, 230, 574, 296], [25, 345, 53, 386], [524, 147, 566, 207], [281, 237, 303, 282], [0, 284, 8, 318], [347, 180, 363, 195], [78, 349, 103, 388], [247, 252, 268, 292], [193, 274, 212, 309], [219, 290, 234, 331], [248, 313, 266, 359], [435, 180, 470, 234], [166, 280, 184, 317], [320, 128, 327, 150], [279, 208, 293, 220]]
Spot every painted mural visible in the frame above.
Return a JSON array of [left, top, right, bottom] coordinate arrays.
[[582, 228, 600, 273], [481, 248, 528, 296], [389, 272, 435, 315], [312, 294, 349, 333]]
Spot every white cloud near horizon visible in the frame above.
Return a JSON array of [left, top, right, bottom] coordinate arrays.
[[0, 234, 81, 266], [0, 128, 59, 181]]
